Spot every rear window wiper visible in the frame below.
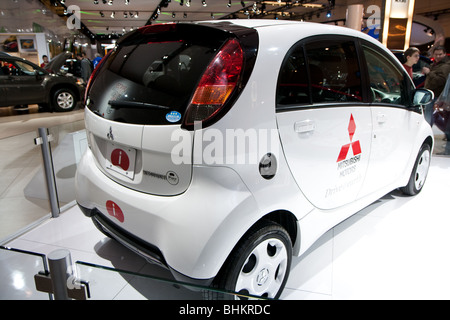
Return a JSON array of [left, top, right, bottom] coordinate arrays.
[[108, 100, 169, 110]]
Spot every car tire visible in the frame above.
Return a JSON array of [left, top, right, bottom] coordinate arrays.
[[210, 220, 292, 300], [400, 143, 431, 196], [52, 88, 77, 112]]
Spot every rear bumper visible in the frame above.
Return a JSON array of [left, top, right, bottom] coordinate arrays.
[[78, 204, 214, 286], [75, 148, 260, 281]]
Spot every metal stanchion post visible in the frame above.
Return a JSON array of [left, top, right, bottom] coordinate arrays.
[[35, 127, 60, 218], [34, 249, 91, 300], [47, 249, 72, 300]]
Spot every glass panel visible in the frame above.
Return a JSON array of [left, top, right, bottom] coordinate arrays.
[[75, 261, 268, 300], [88, 26, 227, 126], [0, 246, 50, 300], [48, 120, 86, 207], [363, 44, 407, 105], [0, 118, 86, 242], [306, 40, 362, 103], [0, 130, 50, 241], [277, 44, 310, 106]]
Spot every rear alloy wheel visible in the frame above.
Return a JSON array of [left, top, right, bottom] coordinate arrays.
[[53, 88, 77, 112], [401, 143, 431, 195], [216, 221, 292, 299]]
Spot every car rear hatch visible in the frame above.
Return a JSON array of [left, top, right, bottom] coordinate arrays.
[[84, 22, 258, 196]]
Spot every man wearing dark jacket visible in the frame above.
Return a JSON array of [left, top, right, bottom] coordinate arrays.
[[76, 52, 92, 82], [423, 46, 450, 98], [422, 46, 450, 125]]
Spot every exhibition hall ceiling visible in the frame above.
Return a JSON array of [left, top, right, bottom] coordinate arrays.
[[1, 0, 355, 40], [0, 0, 449, 42]]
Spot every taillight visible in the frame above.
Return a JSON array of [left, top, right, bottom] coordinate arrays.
[[183, 38, 243, 128]]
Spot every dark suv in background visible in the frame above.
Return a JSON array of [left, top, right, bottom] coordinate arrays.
[[0, 52, 84, 112]]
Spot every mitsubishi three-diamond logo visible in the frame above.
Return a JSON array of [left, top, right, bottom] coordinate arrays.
[[337, 114, 361, 162]]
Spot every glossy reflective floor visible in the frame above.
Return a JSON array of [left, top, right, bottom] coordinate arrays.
[[2, 155, 450, 300]]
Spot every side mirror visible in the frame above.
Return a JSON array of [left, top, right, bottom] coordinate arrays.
[[412, 88, 434, 106]]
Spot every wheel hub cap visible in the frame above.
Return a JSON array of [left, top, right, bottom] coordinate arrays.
[[256, 268, 270, 286]]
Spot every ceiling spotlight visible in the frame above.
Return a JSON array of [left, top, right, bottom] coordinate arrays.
[[202, 0, 207, 6], [93, 0, 98, 4], [110, 11, 115, 18], [99, 11, 104, 17], [123, 12, 127, 18], [172, 12, 176, 18], [180, 0, 184, 5], [186, 0, 191, 7], [227, 0, 231, 7], [125, 0, 129, 4], [326, 10, 331, 18], [108, 0, 113, 5], [135, 11, 139, 18], [241, 1, 245, 7]]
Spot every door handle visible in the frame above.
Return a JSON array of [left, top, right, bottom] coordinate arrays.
[[294, 120, 315, 133]]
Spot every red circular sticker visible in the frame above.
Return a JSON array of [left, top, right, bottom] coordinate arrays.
[[110, 148, 130, 171], [106, 200, 124, 223]]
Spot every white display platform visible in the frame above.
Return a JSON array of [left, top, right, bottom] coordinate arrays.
[[2, 156, 450, 300]]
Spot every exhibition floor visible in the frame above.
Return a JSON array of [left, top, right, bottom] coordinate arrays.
[[1, 155, 450, 299]]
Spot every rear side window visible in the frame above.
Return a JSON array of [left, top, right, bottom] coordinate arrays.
[[277, 38, 363, 109], [306, 41, 362, 103], [86, 25, 230, 125], [277, 45, 309, 106]]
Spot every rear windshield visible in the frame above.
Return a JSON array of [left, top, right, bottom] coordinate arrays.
[[86, 24, 229, 125]]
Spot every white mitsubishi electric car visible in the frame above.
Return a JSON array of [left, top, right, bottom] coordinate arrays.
[[76, 20, 434, 299]]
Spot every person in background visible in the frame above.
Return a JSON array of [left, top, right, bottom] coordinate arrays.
[[73, 53, 82, 78], [423, 46, 450, 98], [40, 55, 49, 69], [422, 46, 450, 125], [82, 52, 94, 71], [76, 52, 92, 82], [92, 53, 102, 69], [403, 47, 420, 80]]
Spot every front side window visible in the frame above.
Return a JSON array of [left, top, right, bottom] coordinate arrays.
[[363, 44, 409, 105], [0, 60, 43, 76], [15, 61, 36, 75]]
